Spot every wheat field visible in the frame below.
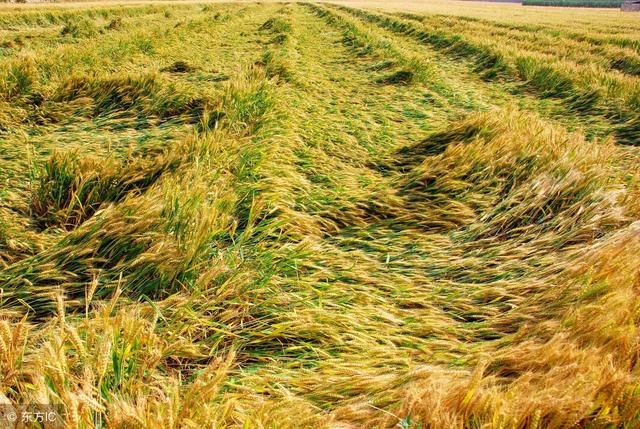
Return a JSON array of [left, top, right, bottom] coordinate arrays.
[[0, 1, 640, 427]]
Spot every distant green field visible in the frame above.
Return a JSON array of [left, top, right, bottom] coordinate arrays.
[[523, 0, 623, 7]]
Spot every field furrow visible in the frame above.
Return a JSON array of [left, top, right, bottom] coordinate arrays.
[[317, 3, 615, 140], [396, 12, 640, 77], [336, 4, 640, 145]]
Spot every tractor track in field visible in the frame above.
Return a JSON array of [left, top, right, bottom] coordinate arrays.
[[333, 4, 640, 145], [313, 3, 613, 141]]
